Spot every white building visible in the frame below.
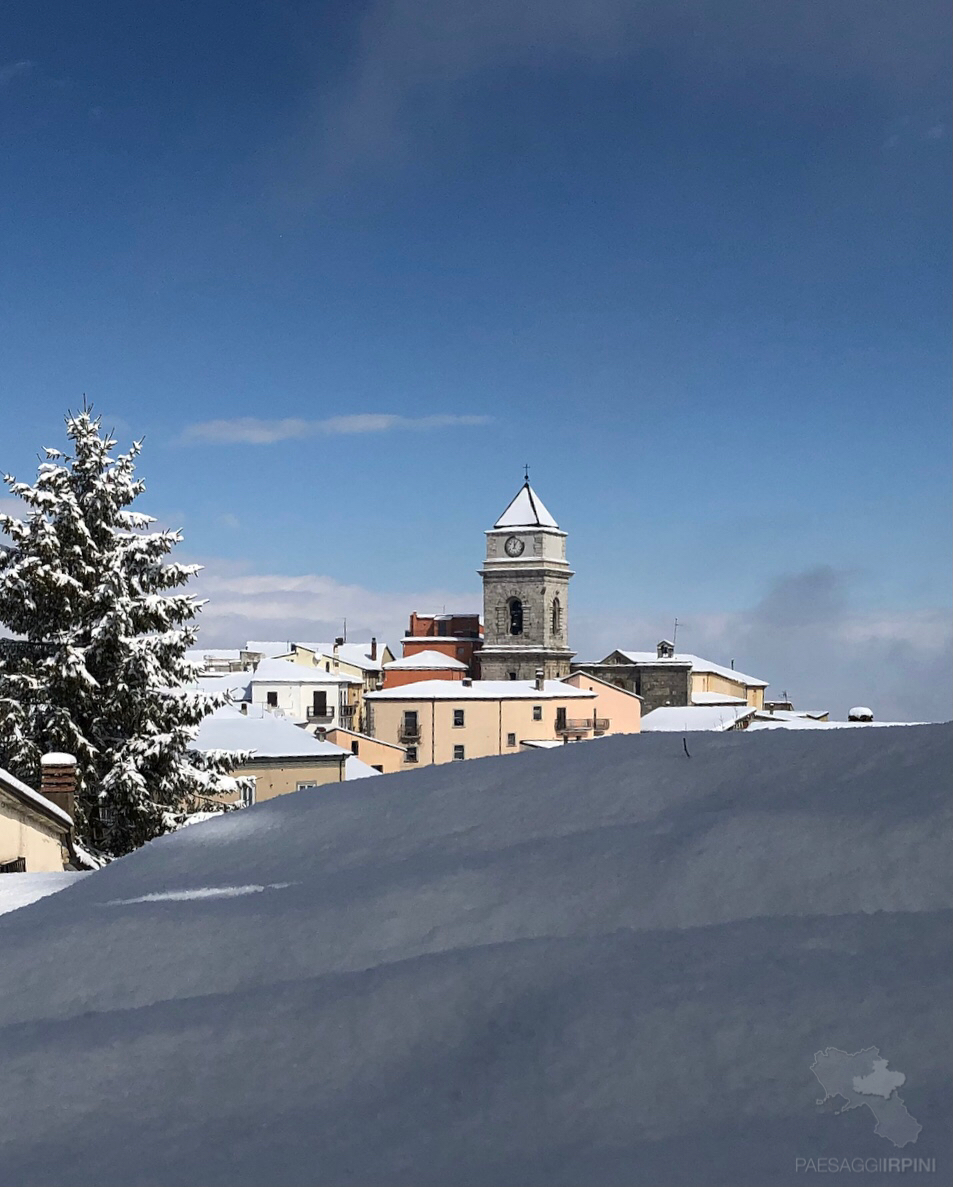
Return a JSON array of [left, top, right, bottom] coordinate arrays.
[[248, 658, 360, 731]]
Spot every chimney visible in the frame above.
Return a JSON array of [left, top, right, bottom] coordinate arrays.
[[535, 668, 545, 691], [370, 637, 377, 661], [40, 753, 77, 821]]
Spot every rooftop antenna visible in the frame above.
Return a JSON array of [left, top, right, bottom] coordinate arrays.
[[342, 618, 347, 643], [672, 618, 681, 648]]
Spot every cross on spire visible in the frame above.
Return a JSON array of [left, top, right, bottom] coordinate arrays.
[[523, 463, 530, 482]]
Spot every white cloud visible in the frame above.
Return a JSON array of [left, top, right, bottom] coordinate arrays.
[[189, 559, 951, 723], [299, 0, 948, 179], [0, 60, 33, 87], [191, 561, 479, 651], [180, 413, 491, 445]]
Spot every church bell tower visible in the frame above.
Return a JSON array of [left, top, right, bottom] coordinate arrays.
[[478, 479, 574, 681]]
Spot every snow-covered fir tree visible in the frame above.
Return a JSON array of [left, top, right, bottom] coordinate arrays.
[[0, 406, 246, 855]]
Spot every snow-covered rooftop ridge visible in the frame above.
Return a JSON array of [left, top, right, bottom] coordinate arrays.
[[244, 641, 296, 658], [493, 481, 559, 529], [250, 657, 357, 684], [691, 691, 749, 705], [615, 650, 769, 687], [641, 705, 756, 732], [344, 755, 381, 780], [0, 724, 948, 1183], [185, 648, 244, 662], [384, 650, 468, 670], [0, 765, 73, 827], [191, 706, 348, 758], [366, 679, 594, 700]]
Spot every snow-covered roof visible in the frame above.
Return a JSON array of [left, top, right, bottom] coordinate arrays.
[[641, 705, 756, 732], [691, 691, 749, 706], [0, 766, 73, 828], [384, 650, 468, 671], [612, 651, 769, 688], [185, 649, 244, 663], [191, 707, 348, 759], [0, 722, 949, 1182], [244, 641, 297, 658], [366, 679, 594, 701], [493, 481, 559, 529], [324, 727, 406, 752], [250, 658, 357, 685], [301, 642, 390, 673], [519, 739, 568, 749], [345, 755, 381, 780], [191, 674, 252, 700]]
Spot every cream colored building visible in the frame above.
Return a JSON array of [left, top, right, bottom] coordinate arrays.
[[365, 675, 638, 769], [191, 706, 348, 803], [0, 765, 72, 873]]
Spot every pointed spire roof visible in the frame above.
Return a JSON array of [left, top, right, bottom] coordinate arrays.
[[494, 481, 559, 529]]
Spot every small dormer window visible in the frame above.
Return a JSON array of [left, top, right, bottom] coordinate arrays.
[[657, 639, 675, 659]]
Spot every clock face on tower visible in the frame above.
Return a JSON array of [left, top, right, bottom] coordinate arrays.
[[504, 535, 525, 557]]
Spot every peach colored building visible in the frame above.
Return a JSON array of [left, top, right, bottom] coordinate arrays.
[[562, 670, 642, 732], [323, 728, 406, 775]]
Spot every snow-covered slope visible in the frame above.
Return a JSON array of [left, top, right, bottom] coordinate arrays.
[[0, 726, 950, 1186], [0, 871, 89, 916]]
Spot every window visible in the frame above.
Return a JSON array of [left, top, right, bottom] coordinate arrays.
[[401, 710, 419, 738], [350, 740, 359, 755], [296, 780, 321, 790], [311, 691, 327, 717], [506, 732, 516, 747], [551, 596, 561, 636], [555, 706, 567, 731], [532, 705, 542, 721], [508, 671, 518, 681], [456, 646, 466, 659], [405, 746, 418, 764], [453, 708, 465, 727], [266, 690, 278, 707], [240, 779, 256, 808], [508, 598, 523, 635], [453, 744, 465, 761]]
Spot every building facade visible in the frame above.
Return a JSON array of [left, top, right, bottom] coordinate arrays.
[[477, 480, 574, 681], [364, 677, 600, 769]]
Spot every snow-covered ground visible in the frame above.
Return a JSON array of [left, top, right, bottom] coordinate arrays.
[[0, 725, 949, 1186], [0, 871, 89, 916]]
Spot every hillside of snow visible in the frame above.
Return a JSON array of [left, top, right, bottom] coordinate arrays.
[[0, 725, 950, 1186]]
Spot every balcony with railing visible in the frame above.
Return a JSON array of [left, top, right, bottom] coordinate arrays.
[[306, 704, 334, 721], [398, 724, 422, 743], [556, 717, 609, 735]]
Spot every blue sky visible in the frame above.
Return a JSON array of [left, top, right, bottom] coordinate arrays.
[[1, 0, 950, 717]]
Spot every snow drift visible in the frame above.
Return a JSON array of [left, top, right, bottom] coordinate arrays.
[[0, 725, 950, 1186]]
